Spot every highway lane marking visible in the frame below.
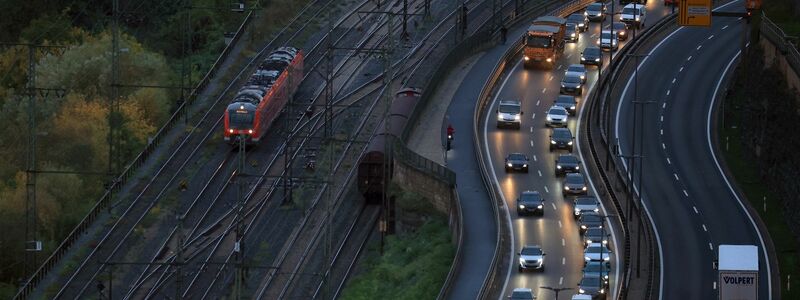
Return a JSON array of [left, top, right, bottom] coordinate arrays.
[[533, 155, 537, 161], [703, 224, 708, 231], [562, 257, 566, 265], [666, 89, 670, 96], [531, 140, 534, 147], [538, 170, 543, 177], [662, 102, 666, 109], [746, 41, 750, 47], [696, 45, 702, 50], [536, 99, 541, 106], [738, 17, 742, 20], [544, 186, 549, 193], [660, 115, 664, 122], [674, 173, 679, 181], [567, 54, 572, 59], [549, 75, 554, 81], [708, 34, 714, 39], [693, 206, 698, 213], [709, 243, 714, 250], [687, 55, 693, 61], [557, 64, 563, 70], [662, 143, 666, 149], [671, 78, 676, 84], [532, 113, 536, 119], [558, 220, 562, 228], [714, 281, 717, 289], [543, 88, 547, 93], [552, 202, 557, 210], [660, 129, 663, 135], [685, 190, 690, 197], [666, 157, 671, 164], [562, 238, 566, 246], [530, 126, 534, 133], [679, 66, 684, 72], [560, 276, 564, 285], [722, 25, 729, 30]]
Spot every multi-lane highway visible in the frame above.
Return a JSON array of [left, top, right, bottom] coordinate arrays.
[[481, 2, 671, 299], [613, 1, 772, 298]]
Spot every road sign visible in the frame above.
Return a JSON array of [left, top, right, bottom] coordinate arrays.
[[678, 0, 712, 27]]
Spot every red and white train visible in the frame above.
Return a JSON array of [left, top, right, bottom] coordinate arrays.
[[224, 47, 304, 144]]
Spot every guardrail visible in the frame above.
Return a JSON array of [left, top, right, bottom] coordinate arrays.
[[13, 11, 254, 299], [393, 140, 456, 185], [436, 188, 464, 299], [760, 13, 800, 79]]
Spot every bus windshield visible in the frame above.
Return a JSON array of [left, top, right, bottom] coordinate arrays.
[[526, 35, 552, 48]]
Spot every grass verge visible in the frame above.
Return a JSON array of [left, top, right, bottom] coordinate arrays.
[[339, 217, 454, 299]]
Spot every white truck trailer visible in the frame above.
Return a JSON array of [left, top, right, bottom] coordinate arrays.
[[718, 244, 758, 300]]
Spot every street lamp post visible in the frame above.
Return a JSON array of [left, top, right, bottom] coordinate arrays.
[[540, 286, 572, 300]]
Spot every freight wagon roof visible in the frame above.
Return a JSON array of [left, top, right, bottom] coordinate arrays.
[[533, 16, 567, 25], [719, 245, 758, 271], [527, 25, 560, 34]]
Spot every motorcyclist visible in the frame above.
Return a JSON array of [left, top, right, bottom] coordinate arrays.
[[447, 124, 455, 139]]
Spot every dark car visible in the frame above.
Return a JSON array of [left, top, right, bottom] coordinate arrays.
[[517, 190, 545, 216], [581, 46, 602, 67], [583, 261, 611, 284], [573, 196, 600, 218], [567, 13, 589, 32], [505, 153, 530, 173], [577, 274, 607, 299], [583, 227, 609, 248], [586, 3, 606, 22], [563, 172, 588, 196], [554, 95, 578, 115], [612, 22, 630, 41], [579, 212, 604, 234], [560, 74, 583, 95], [549, 127, 574, 151], [565, 23, 580, 42], [555, 154, 580, 175]]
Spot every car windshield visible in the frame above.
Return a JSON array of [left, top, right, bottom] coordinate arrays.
[[564, 76, 581, 84], [229, 109, 254, 129], [586, 228, 604, 236], [508, 153, 526, 160], [586, 246, 609, 253], [527, 35, 552, 48], [585, 263, 608, 273], [566, 174, 584, 184], [521, 247, 543, 255], [623, 7, 640, 15], [556, 95, 576, 104], [499, 103, 521, 113], [553, 129, 572, 139], [581, 277, 602, 286], [521, 192, 542, 202], [511, 291, 533, 299], [585, 47, 601, 55], [549, 107, 567, 115], [601, 32, 614, 40], [613, 23, 627, 30], [568, 15, 584, 22], [568, 65, 585, 72], [587, 4, 602, 12], [583, 215, 602, 222], [559, 155, 579, 163], [576, 198, 597, 205]]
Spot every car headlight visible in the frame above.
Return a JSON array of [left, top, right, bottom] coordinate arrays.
[[565, 186, 570, 191], [576, 85, 582, 89], [575, 165, 580, 170], [595, 58, 600, 61], [620, 31, 626, 35], [514, 114, 521, 121], [546, 58, 552, 62], [581, 56, 586, 61], [635, 16, 640, 21], [571, 33, 576, 37], [580, 75, 585, 80], [547, 116, 553, 121], [557, 165, 562, 169], [583, 186, 588, 191], [600, 288, 605, 294], [561, 84, 566, 88], [603, 240, 608, 245], [604, 256, 611, 261], [524, 56, 530, 61], [579, 288, 585, 293], [605, 274, 609, 280], [519, 204, 525, 209], [593, 208, 599, 212], [574, 208, 581, 214], [523, 164, 528, 167], [519, 257, 526, 264], [550, 140, 556, 144], [584, 257, 590, 262], [586, 239, 593, 244], [584, 11, 588, 16], [568, 141, 573, 145], [581, 225, 587, 229], [596, 40, 600, 45], [497, 113, 503, 120], [537, 204, 543, 209], [507, 163, 513, 167]]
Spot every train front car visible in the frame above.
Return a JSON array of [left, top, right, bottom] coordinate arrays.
[[224, 46, 304, 144]]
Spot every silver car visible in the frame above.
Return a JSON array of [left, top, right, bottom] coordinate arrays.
[[510, 288, 536, 300], [518, 245, 546, 272], [497, 100, 523, 129], [584, 242, 612, 264], [563, 173, 588, 196], [597, 30, 619, 51], [573, 196, 600, 218], [565, 64, 587, 83], [545, 106, 569, 127]]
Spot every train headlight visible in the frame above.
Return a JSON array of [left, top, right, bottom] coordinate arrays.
[[524, 56, 530, 61], [546, 58, 552, 62], [229, 129, 234, 134], [248, 129, 254, 134]]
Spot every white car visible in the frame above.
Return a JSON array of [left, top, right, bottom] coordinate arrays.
[[620, 3, 646, 29], [584, 242, 612, 263], [565, 64, 587, 83], [518, 245, 546, 272], [511, 288, 536, 300], [497, 99, 523, 129], [597, 30, 619, 51], [545, 106, 569, 127]]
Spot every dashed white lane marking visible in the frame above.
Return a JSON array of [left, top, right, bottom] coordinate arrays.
[[567, 54, 572, 59], [697, 45, 702, 50], [693, 206, 699, 213], [702, 224, 708, 231], [536, 100, 541, 106], [687, 55, 693, 61], [558, 220, 562, 228], [559, 276, 564, 285], [533, 155, 537, 162], [666, 157, 671, 164], [562, 238, 566, 246], [738, 17, 742, 20], [544, 186, 549, 193], [538, 170, 543, 177], [679, 66, 684, 72], [531, 140, 534, 147], [532, 113, 536, 120], [660, 115, 664, 122], [558, 64, 563, 70], [714, 281, 718, 289], [709, 243, 714, 250], [662, 102, 667, 108], [660, 129, 663, 135], [746, 41, 750, 47], [708, 34, 714, 39], [562, 257, 566, 265], [662, 143, 666, 149], [685, 190, 690, 197], [542, 88, 547, 93], [671, 78, 676, 84], [549, 75, 554, 81], [674, 173, 679, 181], [530, 127, 534, 133], [722, 25, 729, 30], [666, 90, 670, 96], [552, 202, 557, 210]]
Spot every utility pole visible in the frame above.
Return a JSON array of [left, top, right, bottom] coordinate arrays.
[[109, 0, 122, 176]]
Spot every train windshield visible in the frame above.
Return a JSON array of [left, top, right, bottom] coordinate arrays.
[[526, 35, 551, 48], [229, 110, 254, 129]]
